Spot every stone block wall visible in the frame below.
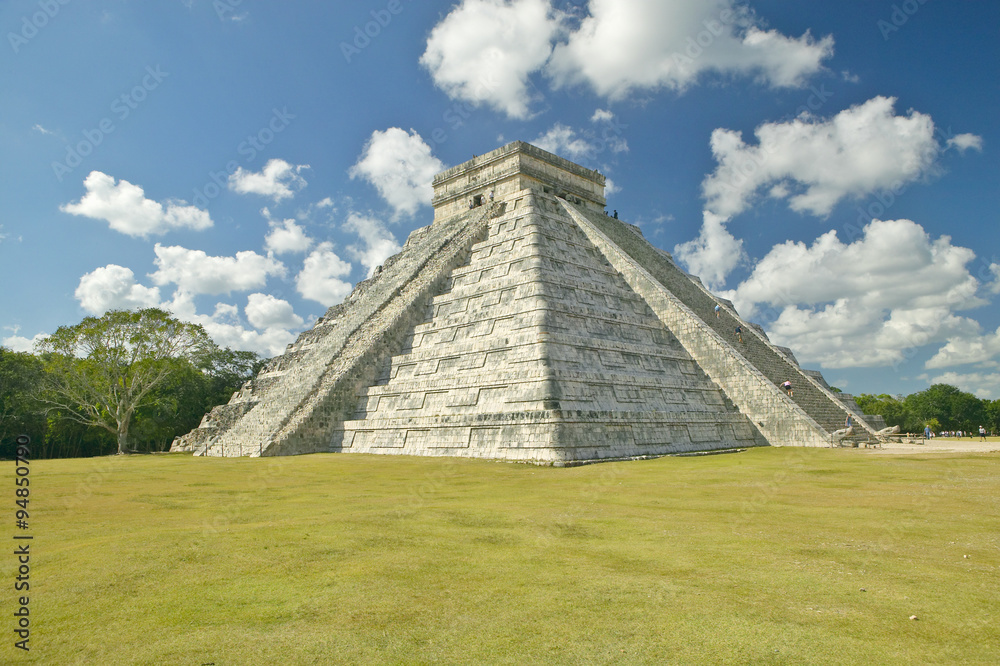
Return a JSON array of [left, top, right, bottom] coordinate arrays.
[[333, 188, 765, 463], [562, 201, 836, 447], [174, 141, 869, 463]]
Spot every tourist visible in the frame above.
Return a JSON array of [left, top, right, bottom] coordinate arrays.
[[924, 425, 931, 440], [781, 380, 792, 397], [981, 425, 987, 441], [735, 325, 743, 343], [714, 304, 721, 318]]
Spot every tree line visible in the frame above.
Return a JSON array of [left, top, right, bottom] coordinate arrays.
[[0, 308, 263, 459], [856, 384, 1000, 435], [4, 307, 996, 458]]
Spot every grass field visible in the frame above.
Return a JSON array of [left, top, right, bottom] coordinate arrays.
[[3, 447, 999, 664]]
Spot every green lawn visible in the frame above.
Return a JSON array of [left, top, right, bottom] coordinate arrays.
[[4, 448, 999, 664]]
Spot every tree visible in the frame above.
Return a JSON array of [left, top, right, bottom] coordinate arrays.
[[950, 390, 987, 432], [125, 347, 261, 452], [0, 347, 46, 458], [987, 400, 1000, 436], [194, 346, 264, 404], [37, 309, 212, 455], [855, 393, 910, 430], [905, 384, 960, 431], [127, 357, 208, 452], [901, 384, 990, 433]]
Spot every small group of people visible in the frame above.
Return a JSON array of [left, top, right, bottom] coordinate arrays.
[[467, 190, 496, 209], [925, 426, 990, 440]]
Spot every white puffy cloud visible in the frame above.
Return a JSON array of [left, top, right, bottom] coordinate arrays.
[[702, 96, 940, 218], [296, 242, 353, 306], [1, 331, 48, 353], [228, 159, 309, 201], [60, 171, 212, 238], [532, 121, 627, 160], [151, 244, 286, 295], [343, 213, 402, 278], [926, 371, 1000, 400], [421, 0, 561, 119], [925, 329, 1000, 370], [203, 322, 296, 357], [728, 219, 986, 368], [349, 128, 444, 218], [165, 292, 296, 357], [263, 214, 312, 255], [591, 109, 614, 123], [245, 293, 304, 330], [673, 212, 746, 289], [75, 265, 162, 314], [946, 133, 983, 153], [547, 0, 833, 100], [421, 0, 833, 115], [987, 264, 1000, 295], [533, 123, 601, 161], [733, 220, 982, 314]]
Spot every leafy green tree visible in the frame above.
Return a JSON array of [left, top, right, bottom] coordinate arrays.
[[0, 347, 46, 457], [855, 393, 910, 429], [985, 400, 1000, 436], [128, 357, 207, 452], [36, 309, 212, 455], [905, 384, 959, 431], [950, 390, 987, 432], [194, 346, 264, 406], [41, 412, 116, 458], [126, 348, 261, 452], [903, 384, 989, 433]]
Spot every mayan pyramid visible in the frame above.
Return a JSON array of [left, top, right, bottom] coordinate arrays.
[[172, 141, 879, 464]]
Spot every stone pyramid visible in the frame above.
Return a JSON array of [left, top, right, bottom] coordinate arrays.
[[172, 141, 879, 464]]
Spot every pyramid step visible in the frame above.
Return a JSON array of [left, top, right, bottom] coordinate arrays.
[[174, 141, 868, 462]]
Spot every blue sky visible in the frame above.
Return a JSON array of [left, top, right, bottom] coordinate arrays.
[[2, 0, 998, 399]]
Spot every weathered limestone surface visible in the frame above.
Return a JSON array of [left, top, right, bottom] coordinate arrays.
[[562, 201, 877, 445], [432, 141, 606, 221], [333, 187, 764, 463], [173, 203, 493, 456], [564, 203, 830, 447], [172, 140, 875, 462]]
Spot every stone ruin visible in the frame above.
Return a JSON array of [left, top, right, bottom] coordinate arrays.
[[172, 141, 881, 464]]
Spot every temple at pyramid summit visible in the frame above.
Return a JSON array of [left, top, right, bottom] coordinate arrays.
[[172, 141, 885, 464]]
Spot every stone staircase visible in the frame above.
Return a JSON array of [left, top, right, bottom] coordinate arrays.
[[330, 189, 763, 462], [566, 203, 878, 444], [189, 203, 497, 457]]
